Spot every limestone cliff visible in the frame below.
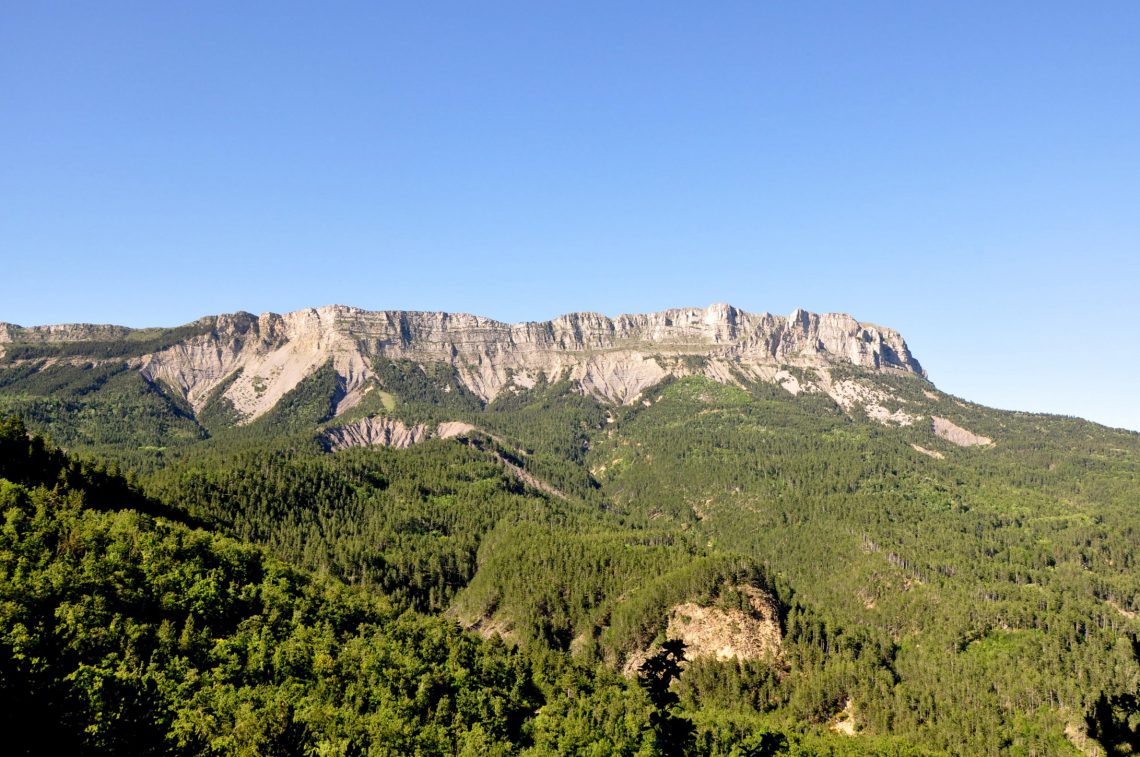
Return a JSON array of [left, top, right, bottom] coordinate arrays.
[[0, 303, 926, 423], [0, 322, 136, 343]]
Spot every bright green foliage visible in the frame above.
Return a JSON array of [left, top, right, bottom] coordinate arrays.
[[0, 484, 549, 754], [3, 413, 883, 756], [2, 338, 1140, 755], [0, 422, 672, 755]]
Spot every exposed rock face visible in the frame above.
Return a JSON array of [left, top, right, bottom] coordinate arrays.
[[322, 417, 432, 451], [824, 377, 920, 426], [622, 585, 783, 676], [136, 309, 372, 422], [0, 322, 137, 343], [1, 303, 926, 423], [666, 586, 783, 662], [436, 421, 477, 439], [911, 444, 946, 460], [321, 418, 568, 500], [322, 418, 476, 451], [932, 417, 992, 447]]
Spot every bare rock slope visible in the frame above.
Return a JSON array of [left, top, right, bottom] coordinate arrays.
[[1, 303, 926, 424], [322, 417, 475, 451]]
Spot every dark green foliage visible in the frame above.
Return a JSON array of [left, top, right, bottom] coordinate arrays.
[[195, 370, 243, 431], [195, 361, 344, 439], [0, 363, 203, 449], [478, 376, 609, 502], [454, 523, 720, 654], [639, 640, 697, 753], [640, 639, 687, 708], [0, 320, 215, 361], [143, 437, 568, 613], [244, 360, 341, 434], [328, 378, 397, 424], [603, 554, 777, 659], [690, 719, 789, 757], [373, 357, 485, 420], [589, 375, 1140, 754], [0, 415, 194, 524], [1086, 691, 1140, 754], [676, 657, 787, 714]]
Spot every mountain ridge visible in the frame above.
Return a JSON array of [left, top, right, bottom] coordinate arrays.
[[0, 303, 926, 425]]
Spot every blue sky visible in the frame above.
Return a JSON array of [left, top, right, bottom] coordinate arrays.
[[3, 2, 1138, 430]]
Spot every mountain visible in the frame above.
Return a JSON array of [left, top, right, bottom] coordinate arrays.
[[0, 303, 993, 460], [0, 303, 924, 427], [1, 303, 1138, 755]]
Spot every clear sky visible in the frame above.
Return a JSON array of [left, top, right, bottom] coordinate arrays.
[[3, 2, 1138, 431]]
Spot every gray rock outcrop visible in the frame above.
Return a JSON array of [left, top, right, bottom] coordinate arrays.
[[1, 303, 926, 423]]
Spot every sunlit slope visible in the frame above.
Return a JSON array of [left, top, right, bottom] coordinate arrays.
[[586, 376, 1140, 752]]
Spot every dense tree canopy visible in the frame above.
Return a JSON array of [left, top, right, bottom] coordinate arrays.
[[1, 338, 1138, 754]]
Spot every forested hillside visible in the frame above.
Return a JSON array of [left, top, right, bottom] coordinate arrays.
[[2, 315, 1139, 755]]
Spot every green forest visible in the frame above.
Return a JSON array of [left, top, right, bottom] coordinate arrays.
[[1, 343, 1139, 755]]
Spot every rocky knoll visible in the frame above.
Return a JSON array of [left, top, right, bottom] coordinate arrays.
[[0, 304, 925, 423]]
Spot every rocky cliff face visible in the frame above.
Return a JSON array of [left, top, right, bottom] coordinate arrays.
[[321, 417, 476, 451], [0, 322, 136, 343], [0, 303, 925, 424]]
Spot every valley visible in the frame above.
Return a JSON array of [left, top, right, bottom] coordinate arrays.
[[1, 304, 1137, 755]]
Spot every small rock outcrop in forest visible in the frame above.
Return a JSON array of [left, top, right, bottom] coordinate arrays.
[[932, 416, 992, 447], [623, 586, 783, 676], [322, 417, 475, 451]]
